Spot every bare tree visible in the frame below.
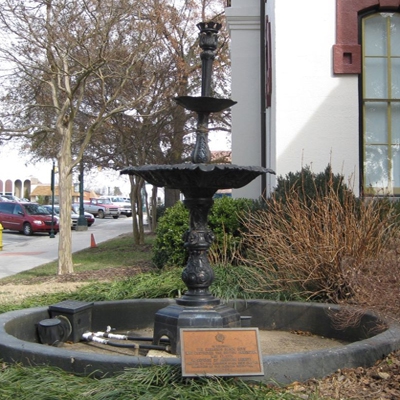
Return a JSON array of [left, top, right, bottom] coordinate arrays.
[[88, 0, 231, 219], [0, 0, 157, 274], [79, 0, 230, 244], [0, 0, 230, 264], [149, 0, 231, 207]]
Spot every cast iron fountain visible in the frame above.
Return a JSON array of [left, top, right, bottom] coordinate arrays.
[[0, 21, 399, 385], [120, 21, 273, 354]]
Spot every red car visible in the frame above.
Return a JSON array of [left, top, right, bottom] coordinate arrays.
[[0, 201, 59, 236]]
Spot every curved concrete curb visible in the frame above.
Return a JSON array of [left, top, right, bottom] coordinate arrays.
[[0, 299, 399, 384], [235, 300, 400, 383]]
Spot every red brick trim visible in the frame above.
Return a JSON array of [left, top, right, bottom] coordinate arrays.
[[333, 44, 362, 74], [334, 0, 400, 74]]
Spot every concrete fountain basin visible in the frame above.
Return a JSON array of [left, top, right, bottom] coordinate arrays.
[[0, 299, 399, 384]]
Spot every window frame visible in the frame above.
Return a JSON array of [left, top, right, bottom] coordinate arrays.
[[361, 11, 400, 195]]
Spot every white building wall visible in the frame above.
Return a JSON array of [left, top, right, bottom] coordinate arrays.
[[225, 0, 263, 199], [227, 0, 360, 196]]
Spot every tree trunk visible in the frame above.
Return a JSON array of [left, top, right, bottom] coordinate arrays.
[[136, 181, 145, 244], [143, 185, 151, 232], [129, 175, 145, 245], [151, 185, 158, 233], [165, 188, 181, 208], [130, 183, 139, 245], [57, 127, 74, 275]]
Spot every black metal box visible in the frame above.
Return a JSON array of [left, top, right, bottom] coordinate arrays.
[[49, 300, 93, 343]]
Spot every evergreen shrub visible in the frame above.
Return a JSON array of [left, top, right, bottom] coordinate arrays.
[[152, 196, 253, 269], [152, 201, 188, 269], [272, 164, 354, 207]]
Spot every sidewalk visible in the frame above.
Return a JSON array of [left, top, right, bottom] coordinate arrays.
[[0, 218, 134, 278]]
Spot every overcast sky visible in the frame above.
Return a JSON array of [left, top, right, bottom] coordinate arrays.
[[0, 142, 50, 182], [0, 131, 230, 195]]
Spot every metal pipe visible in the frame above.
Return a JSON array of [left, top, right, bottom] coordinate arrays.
[[76, 160, 88, 231], [93, 331, 170, 343], [50, 161, 55, 239], [82, 332, 170, 351], [126, 336, 170, 343], [108, 342, 169, 351]]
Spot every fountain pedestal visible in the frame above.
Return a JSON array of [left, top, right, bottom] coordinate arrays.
[[152, 193, 241, 354], [153, 304, 241, 355]]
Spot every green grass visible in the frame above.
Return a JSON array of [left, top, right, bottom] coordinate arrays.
[[0, 233, 154, 285], [71, 234, 154, 269], [0, 265, 279, 314], [0, 233, 316, 400], [0, 264, 283, 314], [0, 364, 306, 400]]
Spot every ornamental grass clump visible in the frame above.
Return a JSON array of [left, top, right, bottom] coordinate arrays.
[[238, 169, 399, 305]]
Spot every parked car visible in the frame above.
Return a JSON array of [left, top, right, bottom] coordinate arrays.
[[43, 205, 95, 228], [99, 196, 132, 217], [71, 205, 95, 227], [1, 195, 21, 202], [0, 201, 59, 236], [42, 204, 59, 214], [83, 198, 120, 219], [1, 195, 30, 202]]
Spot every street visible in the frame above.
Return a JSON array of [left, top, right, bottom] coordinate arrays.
[[0, 216, 135, 278]]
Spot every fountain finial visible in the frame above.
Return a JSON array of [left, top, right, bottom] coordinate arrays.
[[197, 21, 222, 97], [186, 21, 225, 163]]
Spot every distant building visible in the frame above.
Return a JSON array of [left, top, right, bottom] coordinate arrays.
[[0, 176, 98, 203], [30, 185, 97, 204], [0, 176, 38, 199]]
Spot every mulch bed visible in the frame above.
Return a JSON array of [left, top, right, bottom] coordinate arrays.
[[289, 349, 400, 399]]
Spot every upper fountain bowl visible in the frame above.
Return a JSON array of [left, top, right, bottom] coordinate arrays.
[[174, 96, 237, 113]]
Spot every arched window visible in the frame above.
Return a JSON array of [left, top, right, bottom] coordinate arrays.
[[5, 179, 12, 195], [334, 0, 400, 194], [362, 12, 400, 194]]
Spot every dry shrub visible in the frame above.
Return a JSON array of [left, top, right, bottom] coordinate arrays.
[[345, 244, 400, 324], [208, 227, 243, 266], [238, 185, 399, 306]]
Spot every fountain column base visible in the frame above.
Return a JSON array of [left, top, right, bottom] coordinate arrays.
[[152, 303, 241, 355]]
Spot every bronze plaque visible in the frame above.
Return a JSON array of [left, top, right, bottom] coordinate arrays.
[[180, 328, 264, 377]]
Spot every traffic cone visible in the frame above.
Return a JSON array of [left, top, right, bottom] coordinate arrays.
[[90, 233, 97, 248]]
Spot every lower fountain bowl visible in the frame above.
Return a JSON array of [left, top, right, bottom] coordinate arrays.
[[1, 299, 399, 384]]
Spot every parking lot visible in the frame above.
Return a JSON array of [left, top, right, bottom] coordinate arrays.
[[0, 216, 136, 278]]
